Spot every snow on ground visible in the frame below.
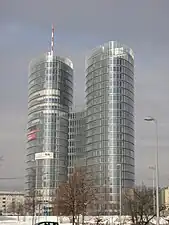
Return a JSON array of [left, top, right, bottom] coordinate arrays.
[[0, 216, 66, 225], [0, 215, 168, 225]]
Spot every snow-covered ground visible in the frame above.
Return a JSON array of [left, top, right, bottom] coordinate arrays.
[[0, 215, 168, 225], [0, 216, 64, 225]]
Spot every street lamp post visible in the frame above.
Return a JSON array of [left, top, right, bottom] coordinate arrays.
[[144, 117, 159, 225], [117, 164, 122, 225], [149, 165, 156, 214]]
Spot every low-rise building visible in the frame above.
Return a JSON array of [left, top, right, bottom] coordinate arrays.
[[160, 187, 169, 210], [0, 191, 24, 213]]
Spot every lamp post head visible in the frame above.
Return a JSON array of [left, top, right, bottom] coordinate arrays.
[[144, 116, 155, 122], [149, 165, 156, 170], [144, 117, 157, 124]]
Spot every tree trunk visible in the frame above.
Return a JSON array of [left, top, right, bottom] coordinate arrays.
[[77, 214, 80, 225], [82, 210, 85, 225], [32, 198, 35, 225], [72, 212, 75, 225]]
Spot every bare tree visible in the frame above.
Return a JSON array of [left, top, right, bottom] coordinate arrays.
[[53, 168, 96, 225], [24, 168, 36, 217], [77, 168, 97, 225], [124, 185, 165, 225], [7, 201, 24, 219], [7, 201, 16, 214], [92, 203, 104, 225], [24, 196, 33, 215]]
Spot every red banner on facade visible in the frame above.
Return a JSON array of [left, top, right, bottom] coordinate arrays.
[[27, 133, 36, 141], [27, 129, 39, 141]]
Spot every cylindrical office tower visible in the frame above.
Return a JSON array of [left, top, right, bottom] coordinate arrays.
[[85, 41, 134, 215], [25, 52, 73, 213]]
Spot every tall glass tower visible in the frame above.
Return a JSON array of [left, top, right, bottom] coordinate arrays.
[[25, 28, 73, 215], [85, 41, 135, 215]]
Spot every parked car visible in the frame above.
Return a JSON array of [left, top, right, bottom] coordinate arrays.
[[35, 222, 59, 225]]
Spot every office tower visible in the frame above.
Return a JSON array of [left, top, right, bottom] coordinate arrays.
[[68, 109, 86, 176], [25, 27, 73, 214], [85, 41, 135, 215]]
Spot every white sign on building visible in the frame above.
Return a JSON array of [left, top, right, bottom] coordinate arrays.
[[35, 152, 53, 160]]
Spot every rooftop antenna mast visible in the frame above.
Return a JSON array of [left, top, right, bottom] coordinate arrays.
[[51, 24, 54, 56]]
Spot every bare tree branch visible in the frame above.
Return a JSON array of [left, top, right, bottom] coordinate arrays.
[[53, 167, 96, 225], [124, 184, 165, 225]]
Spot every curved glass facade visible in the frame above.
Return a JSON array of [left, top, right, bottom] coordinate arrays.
[[68, 110, 86, 176], [85, 41, 134, 215], [25, 52, 73, 203]]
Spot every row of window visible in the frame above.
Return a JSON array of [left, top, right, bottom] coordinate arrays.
[[87, 87, 134, 100], [68, 147, 85, 152], [86, 129, 134, 141], [44, 61, 72, 69], [86, 122, 134, 136], [87, 73, 134, 90], [87, 100, 134, 112], [86, 116, 134, 128], [29, 70, 73, 86], [30, 61, 73, 78], [87, 71, 134, 88], [38, 132, 68, 139], [69, 121, 85, 127], [28, 104, 69, 116], [86, 57, 134, 74], [86, 65, 133, 83], [86, 110, 133, 122], [87, 150, 134, 159], [87, 106, 134, 122], [26, 146, 67, 156], [29, 76, 73, 92], [29, 72, 72, 86], [93, 176, 134, 186], [86, 136, 134, 150], [87, 87, 134, 102], [30, 119, 67, 127], [29, 97, 63, 108], [69, 111, 86, 119], [86, 128, 134, 143], [87, 161, 134, 171], [104, 47, 133, 59], [86, 117, 134, 129], [27, 136, 68, 146], [68, 139, 85, 147], [87, 49, 134, 65], [86, 136, 134, 148], [69, 126, 84, 132], [86, 147, 134, 155], [28, 89, 60, 101], [87, 99, 134, 112], [28, 110, 68, 124], [89, 127, 134, 137], [86, 78, 134, 94], [87, 155, 134, 165], [27, 146, 67, 155], [29, 82, 73, 98], [94, 172, 134, 183]]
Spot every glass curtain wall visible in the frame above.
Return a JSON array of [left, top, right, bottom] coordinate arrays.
[[85, 41, 135, 215], [26, 53, 73, 209]]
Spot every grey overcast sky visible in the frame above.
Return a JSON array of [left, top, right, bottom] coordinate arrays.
[[0, 0, 169, 190]]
